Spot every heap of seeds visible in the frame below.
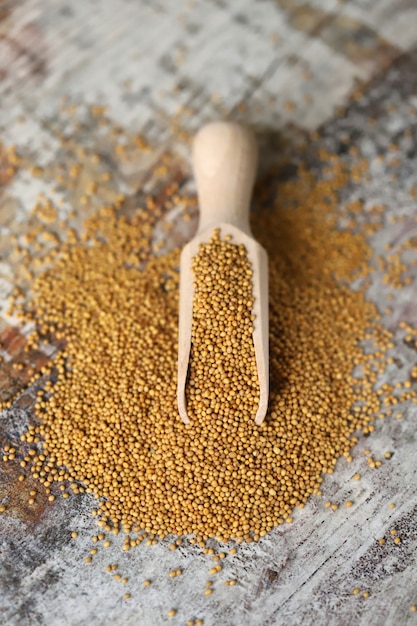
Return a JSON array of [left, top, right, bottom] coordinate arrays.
[[186, 229, 259, 423], [5, 129, 416, 542]]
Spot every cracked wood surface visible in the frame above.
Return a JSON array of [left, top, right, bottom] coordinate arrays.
[[1, 1, 417, 625]]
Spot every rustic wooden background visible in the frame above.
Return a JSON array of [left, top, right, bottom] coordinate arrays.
[[1, 1, 417, 625]]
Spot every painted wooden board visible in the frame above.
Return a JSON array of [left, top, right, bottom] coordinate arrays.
[[1, 1, 417, 625]]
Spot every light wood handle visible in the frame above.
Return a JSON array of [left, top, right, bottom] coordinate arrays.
[[192, 121, 258, 236]]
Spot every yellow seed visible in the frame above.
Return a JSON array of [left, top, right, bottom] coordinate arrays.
[[389, 503, 396, 509], [0, 505, 6, 513], [114, 574, 121, 581], [410, 605, 417, 612], [121, 577, 128, 584], [345, 501, 353, 507], [353, 588, 360, 595], [11, 125, 413, 546], [353, 474, 360, 480], [378, 538, 385, 545], [85, 557, 92, 563], [394, 537, 401, 544], [104, 541, 111, 548], [71, 531, 78, 538], [168, 609, 176, 618], [124, 593, 131, 599], [390, 529, 397, 535], [143, 580, 151, 587], [204, 589, 213, 596], [362, 591, 369, 598], [331, 504, 338, 511]]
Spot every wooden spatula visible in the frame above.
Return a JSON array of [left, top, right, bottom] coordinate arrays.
[[177, 121, 268, 425]]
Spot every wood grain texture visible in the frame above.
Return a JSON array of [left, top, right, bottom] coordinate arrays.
[[1, 1, 417, 625]]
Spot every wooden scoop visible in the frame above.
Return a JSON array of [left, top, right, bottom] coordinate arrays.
[[177, 121, 269, 425]]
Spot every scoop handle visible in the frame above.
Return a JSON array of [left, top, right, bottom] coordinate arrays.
[[192, 121, 258, 236]]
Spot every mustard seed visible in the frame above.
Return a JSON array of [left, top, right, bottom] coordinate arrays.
[[11, 127, 415, 545]]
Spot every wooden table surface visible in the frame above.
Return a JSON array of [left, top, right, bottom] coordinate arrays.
[[1, 1, 417, 625]]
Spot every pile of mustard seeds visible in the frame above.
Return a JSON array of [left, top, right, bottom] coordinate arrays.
[[8, 139, 416, 544], [186, 229, 259, 423]]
